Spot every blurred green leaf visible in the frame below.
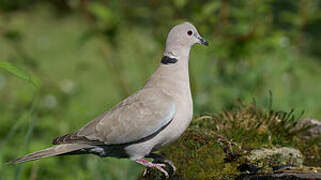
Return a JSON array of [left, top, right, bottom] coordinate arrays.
[[0, 61, 39, 88], [202, 2, 220, 16], [88, 2, 116, 23], [4, 30, 22, 42], [174, 0, 187, 9]]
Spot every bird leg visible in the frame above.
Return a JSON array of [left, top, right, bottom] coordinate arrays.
[[147, 153, 176, 174], [135, 159, 169, 178]]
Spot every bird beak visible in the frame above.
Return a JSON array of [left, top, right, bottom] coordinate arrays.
[[197, 35, 209, 46]]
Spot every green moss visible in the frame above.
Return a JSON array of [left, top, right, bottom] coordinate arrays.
[[140, 128, 242, 179], [139, 102, 321, 179]]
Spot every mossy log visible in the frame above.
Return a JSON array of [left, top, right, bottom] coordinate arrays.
[[138, 103, 321, 179]]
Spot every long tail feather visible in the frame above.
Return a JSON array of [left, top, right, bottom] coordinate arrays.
[[8, 144, 93, 164]]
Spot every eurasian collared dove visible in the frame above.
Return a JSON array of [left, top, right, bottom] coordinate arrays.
[[9, 22, 208, 178]]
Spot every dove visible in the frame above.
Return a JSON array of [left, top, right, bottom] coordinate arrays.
[[9, 22, 208, 178]]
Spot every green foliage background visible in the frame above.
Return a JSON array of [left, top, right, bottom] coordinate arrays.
[[0, 0, 320, 179]]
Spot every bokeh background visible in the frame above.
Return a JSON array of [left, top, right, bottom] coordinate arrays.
[[0, 0, 320, 179]]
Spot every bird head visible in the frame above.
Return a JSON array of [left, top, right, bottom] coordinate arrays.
[[164, 22, 208, 58]]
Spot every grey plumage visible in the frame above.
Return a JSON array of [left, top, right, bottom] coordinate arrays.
[[9, 22, 208, 178], [8, 144, 92, 164]]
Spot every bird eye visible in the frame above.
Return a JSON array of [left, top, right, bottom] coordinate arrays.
[[187, 30, 193, 36]]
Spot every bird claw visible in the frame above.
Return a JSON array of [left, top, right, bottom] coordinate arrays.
[[142, 166, 169, 178], [147, 153, 176, 175], [153, 164, 169, 178], [155, 159, 176, 173], [136, 159, 169, 178]]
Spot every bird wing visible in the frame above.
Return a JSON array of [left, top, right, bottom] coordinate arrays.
[[53, 88, 176, 145]]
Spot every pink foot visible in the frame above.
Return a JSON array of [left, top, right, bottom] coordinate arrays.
[[135, 159, 169, 178]]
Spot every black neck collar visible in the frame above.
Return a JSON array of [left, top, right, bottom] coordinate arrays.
[[161, 56, 178, 64]]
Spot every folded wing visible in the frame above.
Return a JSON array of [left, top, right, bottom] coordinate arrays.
[[53, 88, 176, 146]]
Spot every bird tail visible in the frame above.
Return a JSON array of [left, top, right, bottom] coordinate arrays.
[[8, 144, 93, 164]]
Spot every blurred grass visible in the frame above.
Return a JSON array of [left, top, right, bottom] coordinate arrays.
[[0, 1, 320, 179], [0, 6, 145, 180]]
